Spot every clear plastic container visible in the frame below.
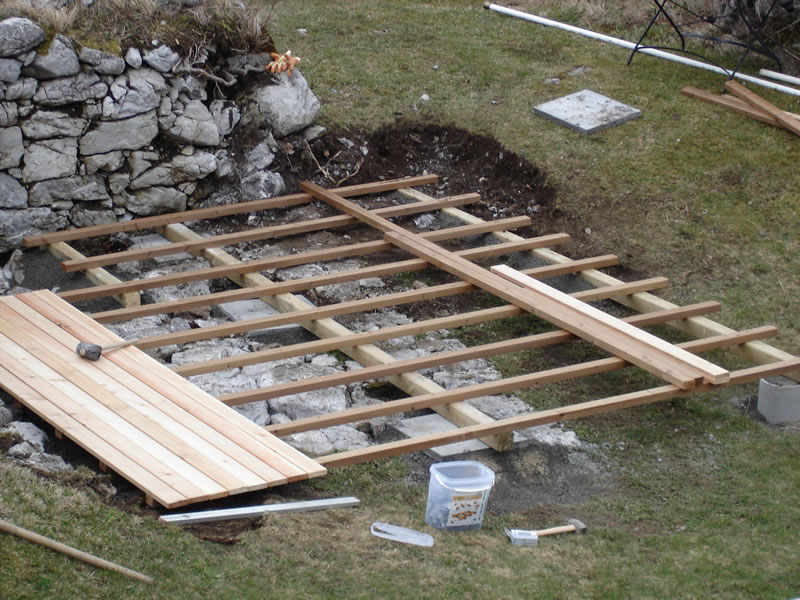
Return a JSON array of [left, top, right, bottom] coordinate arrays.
[[424, 461, 495, 531]]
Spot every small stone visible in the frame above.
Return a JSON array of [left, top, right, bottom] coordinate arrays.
[[125, 47, 142, 68]]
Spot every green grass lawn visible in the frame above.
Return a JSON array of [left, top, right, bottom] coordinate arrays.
[[1, 1, 798, 598]]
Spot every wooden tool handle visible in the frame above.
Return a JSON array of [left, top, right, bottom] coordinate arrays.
[[535, 524, 576, 537], [103, 338, 140, 352], [0, 518, 153, 583]]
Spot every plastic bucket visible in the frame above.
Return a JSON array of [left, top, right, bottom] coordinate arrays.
[[424, 461, 495, 531]]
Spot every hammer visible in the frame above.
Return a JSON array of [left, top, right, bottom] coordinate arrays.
[[75, 339, 139, 361], [535, 518, 587, 538]]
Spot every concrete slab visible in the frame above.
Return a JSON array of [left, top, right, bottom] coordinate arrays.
[[533, 89, 641, 134], [217, 297, 318, 346], [395, 414, 489, 459], [129, 233, 194, 265]]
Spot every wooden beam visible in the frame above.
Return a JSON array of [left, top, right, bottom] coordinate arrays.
[[314, 358, 800, 468], [60, 217, 562, 303], [265, 327, 774, 436], [23, 174, 439, 247], [398, 188, 800, 382], [159, 222, 513, 451], [724, 80, 800, 136], [681, 86, 800, 127], [59, 193, 490, 273], [88, 235, 567, 322], [301, 181, 727, 390], [48, 242, 140, 307]]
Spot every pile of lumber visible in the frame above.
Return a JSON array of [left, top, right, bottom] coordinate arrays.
[[683, 80, 800, 137]]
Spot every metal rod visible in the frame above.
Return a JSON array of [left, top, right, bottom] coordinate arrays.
[[483, 3, 800, 97]]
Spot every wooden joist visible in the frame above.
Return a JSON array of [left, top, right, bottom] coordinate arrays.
[[301, 181, 729, 390], [22, 174, 439, 248], [314, 358, 800, 468], [724, 80, 800, 136]]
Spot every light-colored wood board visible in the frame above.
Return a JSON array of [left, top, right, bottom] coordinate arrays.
[[23, 174, 439, 247], [4, 294, 288, 486], [403, 191, 796, 382], [681, 86, 797, 127], [221, 299, 740, 407], [159, 497, 361, 525], [0, 300, 249, 494], [58, 191, 486, 273], [315, 359, 800, 468], [23, 291, 324, 481], [160, 222, 511, 450], [59, 222, 561, 303], [724, 80, 800, 136], [0, 361, 189, 508], [0, 325, 221, 503], [48, 242, 140, 307], [492, 265, 729, 384], [266, 326, 773, 436], [88, 235, 566, 323], [300, 182, 721, 390], [175, 300, 721, 377]]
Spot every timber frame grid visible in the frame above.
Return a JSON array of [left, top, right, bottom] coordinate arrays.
[[16, 174, 800, 475]]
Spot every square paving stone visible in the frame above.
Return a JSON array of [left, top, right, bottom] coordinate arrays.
[[533, 89, 641, 134]]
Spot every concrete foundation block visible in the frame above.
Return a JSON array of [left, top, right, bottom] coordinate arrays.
[[758, 376, 800, 424]]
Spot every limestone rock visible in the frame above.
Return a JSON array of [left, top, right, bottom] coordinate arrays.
[[29, 175, 110, 206], [130, 150, 217, 189], [25, 452, 72, 473], [79, 46, 126, 75], [0, 18, 45, 58], [4, 78, 37, 101], [233, 402, 271, 427], [0, 126, 23, 169], [0, 57, 22, 83], [21, 109, 87, 139], [0, 207, 68, 252], [243, 140, 275, 174], [22, 138, 78, 182], [143, 45, 180, 72], [0, 172, 27, 208], [3, 421, 48, 451], [209, 99, 240, 137], [125, 47, 142, 68], [23, 34, 80, 79], [241, 69, 320, 137], [82, 151, 125, 174], [0, 102, 18, 126], [69, 205, 117, 228], [33, 72, 107, 106], [103, 68, 167, 119], [79, 109, 158, 155], [9, 441, 37, 458], [240, 170, 285, 201], [128, 186, 187, 215], [163, 99, 219, 146]]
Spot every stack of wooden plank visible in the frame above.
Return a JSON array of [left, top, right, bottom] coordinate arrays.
[[683, 80, 800, 136]]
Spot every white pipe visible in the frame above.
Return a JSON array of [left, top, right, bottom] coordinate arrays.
[[759, 68, 800, 87], [484, 3, 800, 97]]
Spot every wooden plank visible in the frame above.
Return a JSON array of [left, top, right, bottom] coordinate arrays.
[[48, 242, 140, 307], [175, 300, 721, 377], [220, 302, 741, 407], [58, 193, 493, 273], [682, 86, 791, 127], [493, 265, 730, 384], [0, 300, 255, 495], [724, 80, 800, 136], [59, 225, 565, 303], [4, 295, 288, 486], [400, 187, 800, 382], [0, 359, 189, 508], [0, 323, 221, 504], [23, 175, 440, 247], [315, 359, 800, 468], [160, 223, 513, 451], [266, 326, 774, 436], [22, 291, 324, 482], [302, 181, 727, 390], [159, 497, 361, 525], [88, 235, 566, 322]]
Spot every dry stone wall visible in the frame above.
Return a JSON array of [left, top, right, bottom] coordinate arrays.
[[0, 16, 321, 254]]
